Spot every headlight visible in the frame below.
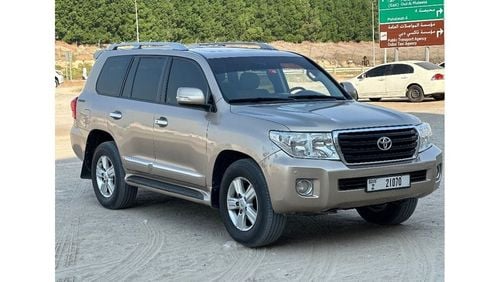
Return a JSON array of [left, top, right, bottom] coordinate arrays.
[[416, 123, 433, 152], [269, 131, 339, 160]]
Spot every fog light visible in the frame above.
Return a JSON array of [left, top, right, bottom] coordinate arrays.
[[436, 163, 442, 181], [296, 179, 314, 196]]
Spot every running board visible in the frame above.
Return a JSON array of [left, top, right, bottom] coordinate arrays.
[[126, 175, 205, 201]]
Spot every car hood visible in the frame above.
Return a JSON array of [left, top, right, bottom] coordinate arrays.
[[230, 101, 420, 131]]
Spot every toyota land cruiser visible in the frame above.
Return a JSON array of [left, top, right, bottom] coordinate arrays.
[[70, 42, 442, 247]]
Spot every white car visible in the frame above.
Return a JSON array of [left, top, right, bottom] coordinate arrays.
[[346, 61, 444, 102], [55, 70, 64, 87]]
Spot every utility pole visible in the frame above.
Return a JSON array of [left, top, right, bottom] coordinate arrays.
[[371, 1, 376, 66], [134, 0, 140, 42]]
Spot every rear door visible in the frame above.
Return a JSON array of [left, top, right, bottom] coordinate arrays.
[[152, 57, 210, 188], [353, 65, 388, 98], [106, 55, 169, 174], [384, 64, 414, 97]]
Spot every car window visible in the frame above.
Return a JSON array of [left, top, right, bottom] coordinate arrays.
[[389, 64, 414, 75], [282, 63, 329, 95], [96, 56, 132, 96], [415, 62, 442, 70], [364, 65, 387, 78], [166, 58, 209, 105], [130, 57, 168, 102], [209, 56, 346, 102]]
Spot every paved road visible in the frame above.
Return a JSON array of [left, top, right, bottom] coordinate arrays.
[[55, 111, 443, 281]]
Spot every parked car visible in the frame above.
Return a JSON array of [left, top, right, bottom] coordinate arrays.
[[55, 70, 64, 87], [346, 61, 444, 102], [70, 42, 442, 247]]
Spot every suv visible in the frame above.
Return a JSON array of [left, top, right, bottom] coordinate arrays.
[[70, 42, 442, 247]]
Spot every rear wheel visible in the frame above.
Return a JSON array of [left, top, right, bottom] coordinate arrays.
[[55, 78, 59, 87], [219, 159, 286, 247], [406, 85, 424, 102], [356, 198, 418, 225], [91, 141, 137, 209]]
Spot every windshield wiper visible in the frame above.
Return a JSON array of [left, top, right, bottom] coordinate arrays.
[[228, 97, 293, 104], [289, 94, 344, 100]]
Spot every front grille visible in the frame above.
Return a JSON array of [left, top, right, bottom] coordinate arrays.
[[337, 127, 418, 164], [338, 170, 427, 191]]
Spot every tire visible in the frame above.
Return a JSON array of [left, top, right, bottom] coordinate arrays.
[[91, 141, 137, 209], [432, 94, 444, 100], [369, 98, 381, 102], [406, 85, 424, 102], [219, 159, 286, 247], [356, 198, 418, 225], [55, 78, 59, 87]]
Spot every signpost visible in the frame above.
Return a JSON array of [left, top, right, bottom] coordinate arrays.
[[379, 0, 444, 49]]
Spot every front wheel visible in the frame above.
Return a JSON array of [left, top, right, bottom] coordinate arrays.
[[356, 198, 418, 225], [219, 159, 286, 247]]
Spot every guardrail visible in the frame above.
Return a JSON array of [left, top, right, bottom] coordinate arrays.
[[323, 67, 368, 77]]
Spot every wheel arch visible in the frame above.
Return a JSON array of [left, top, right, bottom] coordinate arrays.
[[80, 129, 115, 179], [210, 150, 257, 208]]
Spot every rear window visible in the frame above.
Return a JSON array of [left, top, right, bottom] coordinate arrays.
[[96, 56, 132, 96], [415, 62, 442, 70], [130, 57, 168, 102]]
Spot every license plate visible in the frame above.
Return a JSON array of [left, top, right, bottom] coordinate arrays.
[[367, 174, 410, 192]]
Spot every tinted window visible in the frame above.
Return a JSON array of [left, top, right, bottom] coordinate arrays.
[[415, 62, 442, 70], [166, 58, 209, 105], [364, 65, 387, 78], [389, 64, 414, 75], [130, 57, 167, 102], [96, 56, 132, 96]]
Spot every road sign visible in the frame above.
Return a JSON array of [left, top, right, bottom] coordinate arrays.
[[379, 20, 444, 48], [379, 5, 443, 24], [379, 0, 444, 47]]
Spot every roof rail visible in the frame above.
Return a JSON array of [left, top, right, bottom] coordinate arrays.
[[107, 42, 188, 51], [93, 42, 189, 60], [189, 42, 277, 50]]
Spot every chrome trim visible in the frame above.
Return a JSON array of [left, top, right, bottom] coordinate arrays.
[[124, 156, 204, 179], [153, 162, 204, 179], [123, 156, 151, 167], [332, 125, 420, 166]]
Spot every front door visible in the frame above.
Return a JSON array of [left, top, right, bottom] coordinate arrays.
[[354, 65, 388, 98]]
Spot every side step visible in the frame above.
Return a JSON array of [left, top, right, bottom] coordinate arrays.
[[126, 175, 204, 200]]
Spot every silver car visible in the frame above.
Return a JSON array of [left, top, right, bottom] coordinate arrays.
[[70, 42, 442, 247]]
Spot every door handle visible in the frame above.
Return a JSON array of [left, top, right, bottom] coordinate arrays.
[[109, 111, 122, 120], [401, 76, 408, 79], [155, 117, 168, 127], [377, 78, 385, 81]]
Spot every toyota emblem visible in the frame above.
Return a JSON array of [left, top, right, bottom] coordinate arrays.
[[377, 136, 392, 151]]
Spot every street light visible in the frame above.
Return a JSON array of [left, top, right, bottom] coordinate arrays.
[[134, 0, 140, 42], [371, 0, 376, 66]]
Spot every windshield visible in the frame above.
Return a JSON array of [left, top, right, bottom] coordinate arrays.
[[415, 62, 442, 70], [208, 56, 347, 103]]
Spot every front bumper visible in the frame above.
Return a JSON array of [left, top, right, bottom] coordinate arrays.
[[260, 145, 442, 213]]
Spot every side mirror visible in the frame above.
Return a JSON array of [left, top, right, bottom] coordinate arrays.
[[176, 87, 206, 106], [341, 82, 358, 101], [358, 73, 366, 80]]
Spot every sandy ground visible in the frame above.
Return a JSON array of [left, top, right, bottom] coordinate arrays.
[[55, 82, 444, 281]]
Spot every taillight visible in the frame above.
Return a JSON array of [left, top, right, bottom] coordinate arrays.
[[70, 97, 78, 119], [432, 73, 444, 80]]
